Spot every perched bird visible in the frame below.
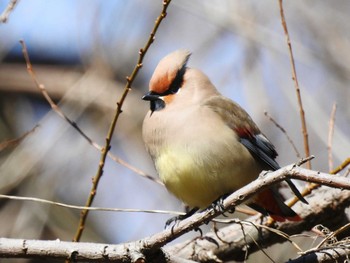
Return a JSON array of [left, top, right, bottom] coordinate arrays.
[[142, 50, 306, 222]]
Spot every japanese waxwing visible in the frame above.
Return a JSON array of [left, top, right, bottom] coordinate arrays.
[[142, 50, 307, 222]]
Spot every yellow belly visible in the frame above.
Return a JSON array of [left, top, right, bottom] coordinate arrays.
[[155, 143, 260, 208]]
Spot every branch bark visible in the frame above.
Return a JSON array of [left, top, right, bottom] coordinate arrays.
[[0, 165, 350, 262], [289, 245, 350, 263], [0, 0, 19, 23], [168, 187, 350, 262]]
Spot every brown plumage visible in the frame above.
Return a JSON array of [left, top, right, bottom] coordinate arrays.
[[142, 50, 306, 221]]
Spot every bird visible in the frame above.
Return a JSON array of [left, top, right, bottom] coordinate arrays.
[[142, 50, 307, 222]]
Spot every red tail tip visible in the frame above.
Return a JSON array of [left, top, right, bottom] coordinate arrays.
[[270, 214, 302, 222]]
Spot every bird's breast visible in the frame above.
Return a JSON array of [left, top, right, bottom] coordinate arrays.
[[142, 108, 261, 208]]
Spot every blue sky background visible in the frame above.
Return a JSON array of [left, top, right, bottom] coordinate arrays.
[[0, 1, 350, 260]]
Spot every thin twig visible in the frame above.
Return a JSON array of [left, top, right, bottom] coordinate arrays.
[[211, 221, 232, 246], [19, 40, 162, 186], [0, 190, 262, 224], [327, 103, 337, 171], [0, 194, 183, 216], [0, 0, 19, 23], [296, 155, 314, 166], [264, 111, 300, 158], [345, 168, 350, 177], [213, 219, 303, 253], [287, 157, 350, 208], [244, 225, 277, 263], [0, 192, 253, 220], [316, 222, 350, 250], [236, 221, 249, 262], [242, 221, 303, 252], [72, 0, 173, 243], [331, 157, 350, 175], [235, 207, 258, 216], [278, 0, 311, 169], [0, 125, 38, 151]]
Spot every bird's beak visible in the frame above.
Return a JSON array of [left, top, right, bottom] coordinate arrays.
[[142, 91, 165, 112], [142, 91, 160, 101]]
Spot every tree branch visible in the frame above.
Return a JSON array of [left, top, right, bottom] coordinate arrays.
[[168, 187, 350, 262], [72, 0, 172, 243], [289, 245, 350, 263], [0, 0, 18, 23], [327, 103, 337, 172], [19, 41, 162, 186], [278, 0, 311, 169], [1, 164, 350, 261]]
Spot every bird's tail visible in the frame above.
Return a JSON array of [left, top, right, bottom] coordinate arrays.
[[248, 188, 301, 222]]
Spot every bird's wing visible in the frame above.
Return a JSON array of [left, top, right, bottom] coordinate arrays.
[[203, 95, 278, 169], [204, 96, 308, 204]]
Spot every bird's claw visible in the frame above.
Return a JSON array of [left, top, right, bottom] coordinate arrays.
[[164, 207, 198, 229], [209, 194, 235, 215]]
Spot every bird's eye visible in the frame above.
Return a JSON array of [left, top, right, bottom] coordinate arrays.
[[169, 84, 180, 94]]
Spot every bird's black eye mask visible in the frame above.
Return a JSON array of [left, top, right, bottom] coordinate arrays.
[[167, 65, 187, 95], [142, 66, 188, 113]]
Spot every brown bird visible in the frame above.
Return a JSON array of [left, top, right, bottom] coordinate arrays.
[[142, 50, 306, 222]]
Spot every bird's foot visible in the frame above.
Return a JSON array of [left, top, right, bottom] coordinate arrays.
[[165, 207, 198, 229], [209, 194, 235, 215]]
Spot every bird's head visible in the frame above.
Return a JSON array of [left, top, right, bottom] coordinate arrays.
[[142, 50, 191, 112]]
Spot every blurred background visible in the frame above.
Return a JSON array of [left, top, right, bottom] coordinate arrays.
[[0, 0, 349, 262]]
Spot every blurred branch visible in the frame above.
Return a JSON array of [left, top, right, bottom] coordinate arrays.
[[0, 194, 182, 216], [264, 111, 301, 158], [0, 193, 256, 221], [19, 41, 86, 132], [19, 41, 162, 184], [0, 0, 19, 23], [0, 125, 38, 152], [1, 164, 350, 261], [0, 64, 83, 96], [327, 103, 337, 171], [332, 158, 350, 175], [278, 0, 311, 169], [72, 0, 173, 243]]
